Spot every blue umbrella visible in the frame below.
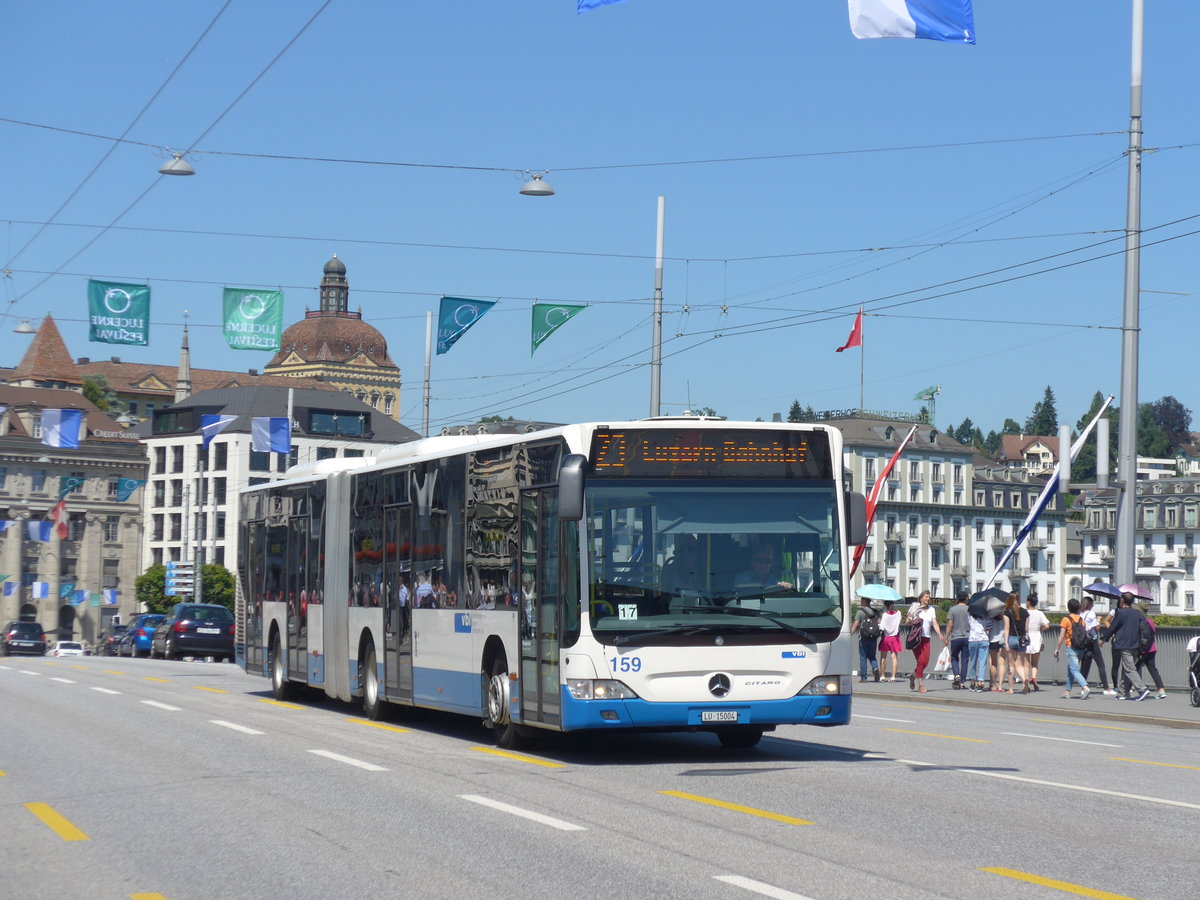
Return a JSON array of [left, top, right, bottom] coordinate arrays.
[[856, 584, 902, 602], [1083, 581, 1122, 599]]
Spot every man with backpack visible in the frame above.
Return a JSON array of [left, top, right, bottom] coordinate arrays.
[[851, 596, 881, 683], [1101, 593, 1151, 701], [1054, 597, 1092, 699]]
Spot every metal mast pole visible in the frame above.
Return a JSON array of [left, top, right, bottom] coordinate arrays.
[[1114, 0, 1144, 587], [650, 196, 665, 417], [423, 311, 432, 437]]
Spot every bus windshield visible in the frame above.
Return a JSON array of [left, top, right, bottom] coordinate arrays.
[[585, 481, 845, 646]]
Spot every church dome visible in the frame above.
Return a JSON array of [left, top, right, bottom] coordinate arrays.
[[268, 315, 395, 368], [323, 254, 346, 277]]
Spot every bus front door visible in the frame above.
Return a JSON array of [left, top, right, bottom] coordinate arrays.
[[519, 490, 561, 726], [383, 504, 413, 701]]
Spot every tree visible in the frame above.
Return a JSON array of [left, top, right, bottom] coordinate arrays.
[[787, 400, 803, 423], [479, 415, 515, 424], [692, 406, 725, 419], [1025, 385, 1058, 434], [1137, 402, 1171, 458], [135, 563, 234, 614], [1151, 395, 1192, 451], [82, 374, 117, 412], [199, 564, 235, 611], [983, 429, 1001, 457], [1001, 418, 1022, 435]]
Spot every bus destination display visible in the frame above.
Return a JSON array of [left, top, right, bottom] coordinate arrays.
[[588, 428, 830, 479]]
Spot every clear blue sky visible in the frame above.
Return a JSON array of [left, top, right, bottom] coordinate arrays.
[[3, 1, 1197, 437]]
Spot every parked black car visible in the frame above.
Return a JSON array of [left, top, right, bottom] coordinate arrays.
[[2, 621, 48, 656], [100, 624, 128, 656], [117, 614, 164, 658], [150, 603, 235, 661]]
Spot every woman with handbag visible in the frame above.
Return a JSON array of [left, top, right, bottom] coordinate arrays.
[[905, 590, 944, 693], [1001, 591, 1032, 694]]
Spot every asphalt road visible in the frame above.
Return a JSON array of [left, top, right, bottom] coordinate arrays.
[[3, 656, 1196, 900]]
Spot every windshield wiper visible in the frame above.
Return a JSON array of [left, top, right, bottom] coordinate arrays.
[[713, 606, 819, 645], [612, 625, 722, 647]]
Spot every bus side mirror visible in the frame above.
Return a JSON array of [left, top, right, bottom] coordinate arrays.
[[559, 454, 586, 521], [845, 491, 868, 545]]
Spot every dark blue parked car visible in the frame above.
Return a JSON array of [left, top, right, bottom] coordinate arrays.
[[118, 614, 164, 658]]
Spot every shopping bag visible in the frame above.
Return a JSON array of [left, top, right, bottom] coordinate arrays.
[[933, 645, 951, 672]]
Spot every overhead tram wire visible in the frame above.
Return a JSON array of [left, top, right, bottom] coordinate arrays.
[[0, 0, 236, 325], [8, 0, 334, 309]]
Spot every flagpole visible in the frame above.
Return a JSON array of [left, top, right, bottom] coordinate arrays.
[[1114, 0, 1144, 588], [422, 311, 432, 437], [650, 195, 665, 418], [859, 320, 865, 413]]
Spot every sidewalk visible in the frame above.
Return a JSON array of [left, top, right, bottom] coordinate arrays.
[[852, 672, 1200, 729]]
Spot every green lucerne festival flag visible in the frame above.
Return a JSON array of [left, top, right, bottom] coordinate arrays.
[[531, 303, 585, 355], [223, 288, 284, 350], [88, 280, 150, 345], [58, 476, 86, 498]]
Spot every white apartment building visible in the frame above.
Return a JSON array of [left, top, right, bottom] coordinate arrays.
[[829, 416, 1068, 608], [139, 386, 418, 585]]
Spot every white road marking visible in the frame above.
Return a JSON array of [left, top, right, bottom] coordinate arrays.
[[19, 670, 40, 676], [140, 700, 181, 711], [51, 677, 77, 684], [211, 720, 264, 735], [1002, 732, 1122, 748], [855, 714, 914, 723], [896, 758, 1200, 810], [459, 794, 586, 831], [90, 686, 121, 695], [713, 875, 816, 899], [307, 750, 387, 771]]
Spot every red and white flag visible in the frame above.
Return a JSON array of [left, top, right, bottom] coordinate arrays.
[[836, 307, 863, 352], [848, 424, 917, 579], [48, 499, 69, 540]]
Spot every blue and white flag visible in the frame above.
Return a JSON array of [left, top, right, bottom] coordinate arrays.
[[2, 581, 14, 597], [436, 297, 496, 355], [201, 414, 238, 449], [31, 581, 49, 600], [578, 0, 628, 11], [72, 589, 88, 606], [986, 397, 1115, 588], [103, 589, 119, 605], [0, 520, 15, 533], [42, 408, 83, 449], [849, 0, 975, 44], [26, 520, 53, 542], [252, 417, 291, 453]]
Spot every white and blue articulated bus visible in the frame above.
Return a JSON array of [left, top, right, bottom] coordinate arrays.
[[237, 419, 867, 749]]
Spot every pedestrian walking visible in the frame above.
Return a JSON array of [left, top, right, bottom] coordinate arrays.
[[945, 590, 971, 689], [851, 597, 881, 683], [1134, 607, 1166, 699], [966, 606, 989, 692], [905, 590, 944, 693], [878, 599, 902, 681], [1001, 591, 1031, 694], [1024, 593, 1050, 691], [986, 612, 1005, 691], [1101, 593, 1151, 701], [1078, 596, 1113, 695], [1054, 598, 1091, 699]]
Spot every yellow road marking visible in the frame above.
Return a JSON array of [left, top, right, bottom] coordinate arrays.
[[354, 720, 411, 733], [24, 803, 89, 841], [981, 867, 1136, 899], [0, 770, 6, 777], [1110, 757, 1200, 772], [256, 698, 303, 709], [471, 747, 566, 768], [143, 676, 171, 683], [69, 665, 86, 670], [1033, 718, 1134, 732], [884, 728, 989, 743], [660, 790, 812, 825], [102, 669, 126, 676], [193, 685, 228, 694], [130, 894, 170, 899]]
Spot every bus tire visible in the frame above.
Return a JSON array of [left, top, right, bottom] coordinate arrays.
[[271, 636, 295, 701], [363, 644, 384, 720], [485, 656, 523, 749], [716, 726, 764, 749]]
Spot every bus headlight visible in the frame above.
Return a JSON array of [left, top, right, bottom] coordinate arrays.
[[798, 675, 850, 696], [567, 679, 640, 700]]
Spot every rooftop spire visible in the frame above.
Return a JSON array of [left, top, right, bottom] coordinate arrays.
[[175, 311, 192, 402]]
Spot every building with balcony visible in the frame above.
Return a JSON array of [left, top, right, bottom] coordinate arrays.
[[0, 385, 147, 642]]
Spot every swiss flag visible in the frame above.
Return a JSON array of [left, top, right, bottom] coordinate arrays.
[[836, 307, 863, 353], [49, 500, 68, 540]]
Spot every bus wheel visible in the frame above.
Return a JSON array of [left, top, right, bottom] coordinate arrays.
[[363, 645, 384, 720], [485, 657, 522, 749], [271, 637, 294, 701], [716, 726, 764, 749]]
